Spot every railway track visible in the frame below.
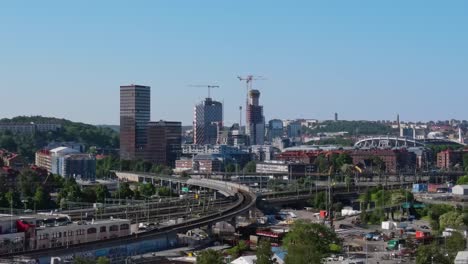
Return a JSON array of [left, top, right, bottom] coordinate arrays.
[[0, 186, 256, 260]]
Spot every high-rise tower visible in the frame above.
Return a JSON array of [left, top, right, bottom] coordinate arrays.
[[120, 85, 151, 160], [246, 89, 265, 145], [193, 98, 223, 145]]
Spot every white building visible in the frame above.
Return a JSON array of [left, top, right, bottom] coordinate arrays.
[[452, 185, 468, 196]]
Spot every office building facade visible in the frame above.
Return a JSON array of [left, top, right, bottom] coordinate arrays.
[[120, 85, 151, 160], [267, 119, 284, 142], [146, 121, 182, 167], [193, 98, 223, 145]]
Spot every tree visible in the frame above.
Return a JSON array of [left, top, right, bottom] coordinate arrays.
[[156, 186, 172, 197], [244, 161, 256, 173], [256, 239, 273, 264], [314, 154, 329, 173], [225, 163, 236, 173], [139, 182, 155, 197], [308, 191, 326, 210], [457, 175, 468, 185], [19, 169, 41, 198], [416, 244, 450, 264], [96, 257, 110, 264], [95, 184, 110, 203], [5, 190, 22, 209], [72, 257, 95, 264], [428, 204, 453, 231], [439, 211, 465, 230], [463, 153, 468, 172], [446, 231, 466, 261], [283, 220, 340, 264], [196, 249, 224, 264], [115, 182, 134, 199], [336, 153, 353, 167], [82, 188, 98, 203], [33, 187, 51, 209]]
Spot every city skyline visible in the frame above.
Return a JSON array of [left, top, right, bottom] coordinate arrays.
[[1, 1, 468, 125]]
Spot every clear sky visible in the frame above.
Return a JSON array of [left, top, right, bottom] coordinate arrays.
[[1, 0, 467, 125]]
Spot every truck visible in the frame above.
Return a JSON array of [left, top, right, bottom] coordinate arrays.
[[387, 239, 405, 250]]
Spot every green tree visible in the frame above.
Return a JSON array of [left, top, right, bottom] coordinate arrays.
[[196, 249, 224, 264], [428, 204, 453, 231], [457, 175, 468, 185], [446, 231, 466, 261], [463, 153, 468, 172], [72, 257, 95, 264], [33, 187, 51, 209], [256, 239, 273, 264], [115, 182, 134, 199], [95, 184, 110, 203], [314, 154, 329, 173], [416, 244, 450, 264], [336, 153, 353, 167], [82, 188, 98, 203], [439, 211, 465, 230], [283, 220, 340, 264], [308, 191, 326, 210], [5, 190, 22, 209], [244, 161, 256, 173], [225, 163, 237, 173], [156, 186, 172, 197], [139, 182, 155, 197], [96, 257, 110, 264], [19, 169, 41, 197]]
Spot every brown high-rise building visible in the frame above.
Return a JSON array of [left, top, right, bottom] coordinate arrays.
[[120, 85, 151, 160], [146, 121, 182, 167]]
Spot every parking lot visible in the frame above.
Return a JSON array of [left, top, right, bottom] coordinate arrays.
[[280, 209, 428, 263]]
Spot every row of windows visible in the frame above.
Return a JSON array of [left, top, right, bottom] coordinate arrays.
[[37, 224, 129, 240]]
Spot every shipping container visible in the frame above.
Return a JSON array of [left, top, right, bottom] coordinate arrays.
[[428, 184, 441, 193], [412, 184, 428, 193], [320, 210, 328, 219]]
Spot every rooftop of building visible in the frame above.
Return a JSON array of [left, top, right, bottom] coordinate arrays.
[[50, 146, 80, 155], [0, 149, 19, 160]]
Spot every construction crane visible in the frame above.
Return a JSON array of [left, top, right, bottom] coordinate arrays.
[[189, 85, 220, 98], [237, 75, 266, 95]]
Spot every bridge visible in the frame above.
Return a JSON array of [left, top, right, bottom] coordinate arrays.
[[0, 175, 257, 263], [354, 136, 465, 148]]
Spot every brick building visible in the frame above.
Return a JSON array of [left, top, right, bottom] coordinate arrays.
[[437, 149, 468, 169], [350, 149, 416, 174]]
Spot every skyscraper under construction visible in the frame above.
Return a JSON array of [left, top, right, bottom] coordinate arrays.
[[246, 89, 265, 145]]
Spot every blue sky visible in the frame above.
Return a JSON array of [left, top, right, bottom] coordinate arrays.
[[0, 1, 467, 125]]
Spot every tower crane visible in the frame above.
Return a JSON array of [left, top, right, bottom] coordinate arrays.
[[237, 75, 266, 95], [189, 84, 220, 98]]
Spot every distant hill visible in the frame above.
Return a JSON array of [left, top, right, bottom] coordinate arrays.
[[305, 120, 397, 136], [97, 125, 120, 133], [0, 116, 119, 162]]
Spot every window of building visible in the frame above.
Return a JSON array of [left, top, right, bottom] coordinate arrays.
[[120, 224, 129, 230], [109, 225, 118, 232]]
